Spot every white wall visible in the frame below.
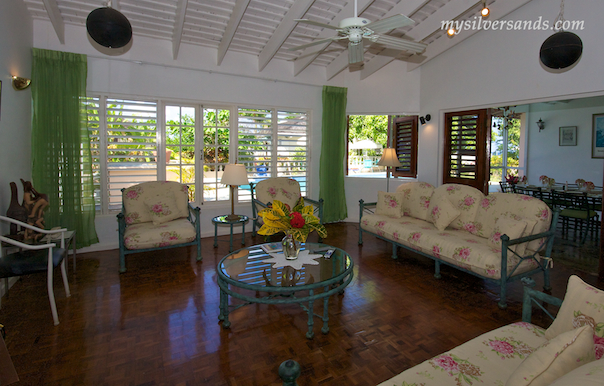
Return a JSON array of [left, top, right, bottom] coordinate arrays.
[[32, 19, 421, 250], [524, 96, 604, 185], [0, 0, 33, 227], [419, 0, 604, 187]]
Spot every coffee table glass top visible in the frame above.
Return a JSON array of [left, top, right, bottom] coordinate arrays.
[[218, 243, 352, 288]]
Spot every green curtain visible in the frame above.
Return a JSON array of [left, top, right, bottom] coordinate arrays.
[[319, 86, 348, 223], [31, 48, 98, 248]]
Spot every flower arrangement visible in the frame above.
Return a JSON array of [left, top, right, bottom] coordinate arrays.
[[505, 173, 519, 184], [584, 181, 595, 192], [539, 175, 555, 187], [257, 198, 327, 242]]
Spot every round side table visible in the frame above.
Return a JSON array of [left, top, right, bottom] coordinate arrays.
[[212, 215, 249, 252]]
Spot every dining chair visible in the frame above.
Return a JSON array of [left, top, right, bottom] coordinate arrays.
[[552, 191, 599, 244], [499, 181, 515, 193], [0, 216, 70, 325]]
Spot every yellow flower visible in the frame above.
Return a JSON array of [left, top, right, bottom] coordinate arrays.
[[258, 198, 327, 242]]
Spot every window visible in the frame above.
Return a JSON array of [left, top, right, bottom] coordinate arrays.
[[347, 115, 417, 178], [489, 110, 525, 190], [88, 95, 309, 212], [443, 109, 489, 192], [237, 107, 309, 201]]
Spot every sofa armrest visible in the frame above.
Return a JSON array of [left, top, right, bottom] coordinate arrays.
[[522, 285, 563, 323], [358, 199, 377, 217]]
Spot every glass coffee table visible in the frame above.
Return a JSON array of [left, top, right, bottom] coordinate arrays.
[[217, 242, 353, 339]]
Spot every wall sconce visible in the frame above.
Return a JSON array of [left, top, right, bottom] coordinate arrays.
[[419, 114, 431, 125], [12, 76, 31, 90], [480, 1, 490, 17], [537, 118, 545, 132]]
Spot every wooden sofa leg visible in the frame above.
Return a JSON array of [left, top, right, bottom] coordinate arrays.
[[434, 260, 441, 279]]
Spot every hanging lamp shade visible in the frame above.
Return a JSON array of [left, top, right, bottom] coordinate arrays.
[[539, 31, 583, 69], [86, 7, 132, 48]]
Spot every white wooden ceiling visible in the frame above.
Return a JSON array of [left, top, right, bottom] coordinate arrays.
[[22, 0, 534, 79]]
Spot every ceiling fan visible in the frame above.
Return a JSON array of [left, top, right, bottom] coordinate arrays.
[[289, 0, 427, 65]]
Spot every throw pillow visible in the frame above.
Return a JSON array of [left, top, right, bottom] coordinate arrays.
[[515, 219, 538, 256], [489, 218, 527, 251], [505, 325, 595, 386], [376, 191, 404, 218], [144, 193, 183, 225], [545, 275, 604, 360], [428, 198, 461, 231], [548, 359, 604, 385]]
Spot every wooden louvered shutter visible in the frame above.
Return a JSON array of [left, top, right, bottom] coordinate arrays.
[[443, 109, 489, 193], [392, 116, 418, 178]]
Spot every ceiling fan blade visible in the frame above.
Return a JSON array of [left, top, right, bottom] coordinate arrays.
[[372, 35, 427, 54], [365, 14, 415, 34], [287, 37, 340, 51], [288, 48, 342, 61], [348, 40, 364, 64], [294, 19, 340, 30]]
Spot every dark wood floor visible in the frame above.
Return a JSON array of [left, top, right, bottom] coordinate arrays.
[[1, 222, 601, 386]]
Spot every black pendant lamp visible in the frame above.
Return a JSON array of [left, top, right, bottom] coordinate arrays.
[[86, 5, 132, 48], [540, 31, 582, 69], [539, 0, 582, 69]]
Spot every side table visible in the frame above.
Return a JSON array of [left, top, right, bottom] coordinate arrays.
[[212, 215, 249, 252]]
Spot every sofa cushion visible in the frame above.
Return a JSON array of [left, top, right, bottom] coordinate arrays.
[[489, 218, 527, 253], [376, 191, 404, 218], [360, 214, 538, 279], [376, 322, 547, 386], [123, 218, 197, 250], [144, 193, 184, 225], [545, 275, 604, 360], [515, 219, 538, 256], [549, 359, 604, 385], [506, 325, 595, 386], [254, 177, 301, 210], [428, 197, 461, 231], [123, 181, 189, 225], [396, 181, 434, 221], [431, 184, 485, 233], [474, 193, 552, 253]]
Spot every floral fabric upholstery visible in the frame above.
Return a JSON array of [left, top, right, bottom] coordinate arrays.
[[549, 359, 604, 385], [360, 214, 538, 279], [376, 191, 404, 218], [396, 182, 435, 221], [122, 181, 189, 225], [377, 322, 548, 386], [254, 177, 302, 210], [430, 184, 484, 233], [123, 218, 196, 250]]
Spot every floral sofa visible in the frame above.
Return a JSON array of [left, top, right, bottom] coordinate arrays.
[[359, 182, 560, 308], [250, 177, 324, 236], [377, 275, 604, 386], [117, 181, 201, 273]]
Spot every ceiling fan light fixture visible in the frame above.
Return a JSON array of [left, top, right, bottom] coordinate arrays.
[[447, 27, 456, 37], [481, 1, 490, 17]]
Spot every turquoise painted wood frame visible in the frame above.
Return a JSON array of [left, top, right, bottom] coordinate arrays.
[[117, 195, 202, 273], [358, 199, 560, 309]]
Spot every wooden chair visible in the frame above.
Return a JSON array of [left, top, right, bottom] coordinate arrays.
[[250, 177, 323, 237], [553, 190, 600, 244], [117, 181, 201, 273], [499, 181, 515, 193], [0, 216, 70, 325]]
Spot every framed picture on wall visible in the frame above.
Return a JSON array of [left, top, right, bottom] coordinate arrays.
[[592, 113, 604, 158], [559, 126, 577, 146]]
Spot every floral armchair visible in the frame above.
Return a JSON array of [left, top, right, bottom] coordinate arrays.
[[117, 181, 201, 273], [250, 177, 324, 237]]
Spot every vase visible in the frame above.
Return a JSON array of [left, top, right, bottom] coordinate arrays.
[[282, 230, 301, 260]]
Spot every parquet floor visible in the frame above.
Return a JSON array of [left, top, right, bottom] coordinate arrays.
[[1, 222, 601, 386]]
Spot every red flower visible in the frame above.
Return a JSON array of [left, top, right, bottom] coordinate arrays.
[[289, 212, 305, 228]]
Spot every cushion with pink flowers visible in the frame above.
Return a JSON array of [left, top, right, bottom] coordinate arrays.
[[548, 359, 604, 385], [376, 191, 404, 218], [123, 218, 196, 250], [489, 218, 527, 253], [396, 181, 434, 221], [431, 184, 484, 233], [545, 275, 604, 360], [376, 322, 549, 386], [144, 193, 183, 225], [428, 196, 461, 231], [505, 325, 595, 386], [254, 177, 302, 210], [122, 181, 189, 225]]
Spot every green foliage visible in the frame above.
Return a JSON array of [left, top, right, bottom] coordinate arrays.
[[348, 115, 389, 152]]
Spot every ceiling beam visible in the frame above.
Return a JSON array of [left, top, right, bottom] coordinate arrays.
[[41, 0, 65, 44], [293, 0, 374, 77], [407, 0, 534, 71], [257, 0, 316, 72], [172, 0, 189, 60], [327, 0, 427, 80], [218, 0, 251, 66]]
